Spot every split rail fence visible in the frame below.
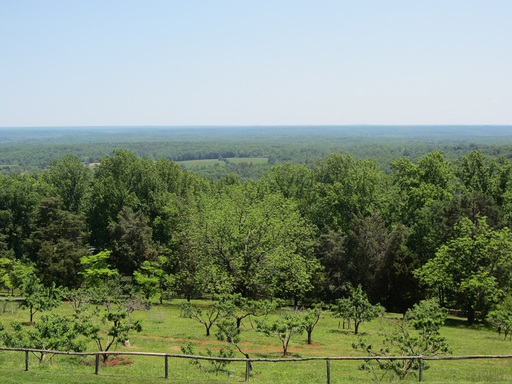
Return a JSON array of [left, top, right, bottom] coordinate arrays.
[[2, 347, 512, 383]]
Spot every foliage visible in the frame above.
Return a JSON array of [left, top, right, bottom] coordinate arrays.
[[181, 301, 225, 336], [181, 341, 235, 376], [186, 184, 317, 298], [487, 297, 512, 339], [133, 257, 174, 303], [300, 304, 322, 344], [415, 217, 512, 323], [18, 273, 62, 324], [74, 302, 142, 362], [353, 299, 450, 381], [333, 285, 384, 334], [79, 250, 119, 287], [255, 312, 305, 356], [218, 293, 275, 328], [0, 314, 87, 364]]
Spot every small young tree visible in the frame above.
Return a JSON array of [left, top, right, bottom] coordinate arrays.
[[219, 294, 275, 328], [133, 257, 174, 303], [181, 301, 224, 336], [18, 275, 62, 324], [0, 314, 87, 364], [256, 312, 304, 356], [75, 303, 142, 363], [487, 297, 512, 340], [181, 341, 235, 376], [301, 304, 322, 344], [354, 299, 450, 381], [333, 285, 384, 334], [216, 317, 251, 359]]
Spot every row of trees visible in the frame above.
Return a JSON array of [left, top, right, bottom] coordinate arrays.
[[2, 149, 512, 321]]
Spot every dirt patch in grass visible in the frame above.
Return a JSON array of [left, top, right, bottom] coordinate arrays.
[[104, 357, 133, 367]]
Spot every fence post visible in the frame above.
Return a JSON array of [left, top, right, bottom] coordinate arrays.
[[95, 354, 100, 375], [164, 355, 169, 379], [326, 359, 331, 384], [418, 357, 423, 382], [25, 350, 29, 371], [245, 359, 251, 382]]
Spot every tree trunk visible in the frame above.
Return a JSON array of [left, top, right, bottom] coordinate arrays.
[[354, 321, 360, 335], [307, 329, 312, 344], [467, 305, 476, 325]]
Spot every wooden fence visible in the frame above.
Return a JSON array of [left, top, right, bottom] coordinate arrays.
[[2, 347, 512, 383]]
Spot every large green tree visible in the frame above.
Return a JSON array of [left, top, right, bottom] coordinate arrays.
[[186, 184, 318, 298], [415, 217, 512, 323], [26, 197, 90, 288]]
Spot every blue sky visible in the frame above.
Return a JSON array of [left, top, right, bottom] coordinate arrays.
[[1, 1, 511, 126]]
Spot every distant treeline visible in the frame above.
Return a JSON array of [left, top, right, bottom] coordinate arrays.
[[2, 126, 512, 178]]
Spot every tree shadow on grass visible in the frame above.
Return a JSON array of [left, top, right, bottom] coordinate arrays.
[[328, 329, 367, 336], [445, 317, 488, 330]]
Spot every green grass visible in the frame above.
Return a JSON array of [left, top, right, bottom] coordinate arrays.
[[178, 157, 268, 169], [2, 301, 512, 383]]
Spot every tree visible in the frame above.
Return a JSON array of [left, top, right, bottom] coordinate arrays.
[[133, 257, 174, 303], [75, 302, 142, 363], [181, 301, 225, 337], [487, 296, 512, 340], [108, 206, 158, 276], [0, 314, 88, 364], [18, 272, 61, 324], [310, 153, 386, 232], [215, 317, 251, 360], [255, 312, 305, 356], [25, 197, 90, 288], [354, 299, 450, 381], [186, 184, 317, 298], [333, 285, 384, 335], [301, 304, 322, 344], [79, 250, 119, 287], [343, 213, 405, 305], [218, 293, 275, 329], [414, 217, 512, 323]]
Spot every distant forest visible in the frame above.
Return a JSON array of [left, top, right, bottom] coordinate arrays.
[[2, 126, 512, 323], [2, 126, 512, 178]]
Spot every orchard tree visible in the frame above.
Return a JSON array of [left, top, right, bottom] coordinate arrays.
[[75, 302, 142, 363], [256, 312, 305, 356], [301, 304, 322, 344], [354, 299, 450, 381], [181, 301, 225, 337], [333, 285, 384, 335], [18, 274, 62, 324], [219, 293, 275, 328], [0, 314, 88, 364]]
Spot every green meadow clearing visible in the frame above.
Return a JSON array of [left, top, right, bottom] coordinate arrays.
[[178, 157, 268, 169], [1, 300, 512, 383]]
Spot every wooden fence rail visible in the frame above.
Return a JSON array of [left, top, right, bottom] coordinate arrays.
[[2, 347, 512, 383]]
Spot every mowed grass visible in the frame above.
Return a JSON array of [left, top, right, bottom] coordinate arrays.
[[1, 300, 512, 383]]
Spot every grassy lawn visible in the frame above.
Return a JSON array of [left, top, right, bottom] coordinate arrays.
[[1, 300, 512, 383]]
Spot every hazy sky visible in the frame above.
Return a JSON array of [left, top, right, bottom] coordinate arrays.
[[1, 1, 511, 126]]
